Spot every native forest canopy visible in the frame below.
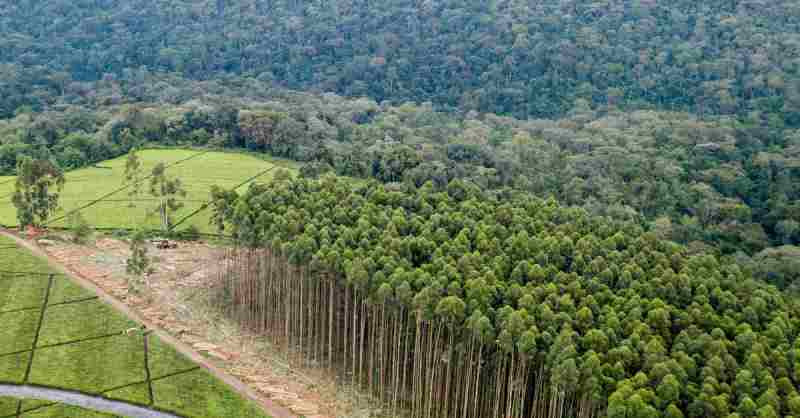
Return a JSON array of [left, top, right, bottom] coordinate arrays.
[[2, 0, 800, 416]]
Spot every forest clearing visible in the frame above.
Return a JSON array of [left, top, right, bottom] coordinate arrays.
[[0, 233, 275, 418]]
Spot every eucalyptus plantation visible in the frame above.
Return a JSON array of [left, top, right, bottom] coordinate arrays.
[[212, 176, 800, 418]]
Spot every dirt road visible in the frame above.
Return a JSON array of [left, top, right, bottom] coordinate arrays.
[[0, 229, 298, 418]]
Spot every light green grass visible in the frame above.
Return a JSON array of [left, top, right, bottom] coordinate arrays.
[[0, 149, 198, 208], [0, 310, 39, 355], [0, 352, 29, 383], [28, 334, 147, 394], [38, 299, 136, 346], [0, 397, 17, 416], [47, 277, 94, 305], [152, 370, 267, 418], [0, 275, 49, 312], [0, 237, 58, 273], [0, 149, 296, 232], [147, 337, 197, 379], [103, 382, 150, 406], [0, 236, 271, 418]]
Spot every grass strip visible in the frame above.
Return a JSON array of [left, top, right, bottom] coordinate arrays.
[[45, 150, 209, 226], [0, 274, 49, 314], [0, 309, 40, 357], [169, 165, 277, 230], [152, 369, 269, 418], [47, 278, 93, 306], [0, 397, 17, 417], [145, 335, 198, 380], [17, 274, 54, 417], [28, 333, 147, 394], [39, 299, 137, 347], [143, 333, 154, 406], [0, 352, 29, 384], [103, 381, 151, 406], [0, 296, 95, 316]]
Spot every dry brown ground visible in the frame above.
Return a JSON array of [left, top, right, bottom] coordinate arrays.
[[34, 233, 382, 418]]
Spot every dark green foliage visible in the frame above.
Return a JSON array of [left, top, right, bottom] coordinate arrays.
[[12, 157, 65, 228], [149, 162, 187, 231], [124, 147, 143, 207], [67, 210, 92, 244], [2, 0, 800, 125], [216, 175, 800, 418], [126, 230, 152, 276]]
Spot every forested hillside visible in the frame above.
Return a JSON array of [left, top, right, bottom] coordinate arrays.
[[1, 72, 799, 285], [213, 174, 800, 418], [2, 0, 800, 121], [3, 1, 800, 415]]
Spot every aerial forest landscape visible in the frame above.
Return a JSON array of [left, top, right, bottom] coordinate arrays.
[[1, 0, 800, 417]]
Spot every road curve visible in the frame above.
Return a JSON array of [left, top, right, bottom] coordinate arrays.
[[0, 384, 180, 418]]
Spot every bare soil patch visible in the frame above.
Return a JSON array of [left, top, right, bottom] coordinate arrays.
[[31, 234, 378, 418]]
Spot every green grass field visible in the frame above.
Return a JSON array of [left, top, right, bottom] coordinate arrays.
[[0, 235, 270, 418], [0, 149, 296, 233]]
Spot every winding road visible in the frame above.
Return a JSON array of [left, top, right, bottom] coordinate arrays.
[[0, 384, 179, 418]]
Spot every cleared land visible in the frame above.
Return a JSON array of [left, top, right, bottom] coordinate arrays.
[[0, 149, 296, 233], [0, 235, 270, 418]]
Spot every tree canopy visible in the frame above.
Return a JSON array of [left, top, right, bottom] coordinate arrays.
[[1, 0, 800, 124], [213, 174, 800, 418]]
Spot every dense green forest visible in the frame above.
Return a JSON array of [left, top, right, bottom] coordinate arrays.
[[1, 72, 798, 285], [214, 174, 800, 418], [3, 0, 800, 415], [2, 0, 800, 122]]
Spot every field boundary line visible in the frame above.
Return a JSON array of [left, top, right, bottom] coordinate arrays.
[[0, 296, 100, 315], [36, 331, 127, 351], [0, 367, 201, 418], [143, 332, 155, 406], [0, 306, 43, 315], [16, 274, 54, 417], [169, 165, 278, 230], [0, 270, 63, 277], [0, 384, 181, 418], [45, 296, 101, 309], [45, 150, 210, 227], [98, 365, 200, 399]]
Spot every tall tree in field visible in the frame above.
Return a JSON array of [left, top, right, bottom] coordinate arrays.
[[148, 162, 186, 231], [12, 157, 65, 229], [124, 147, 142, 208]]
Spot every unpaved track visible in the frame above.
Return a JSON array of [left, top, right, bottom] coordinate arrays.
[[0, 229, 297, 418], [0, 384, 179, 418]]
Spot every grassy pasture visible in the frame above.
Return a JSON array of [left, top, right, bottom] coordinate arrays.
[[0, 149, 296, 233], [0, 235, 270, 418]]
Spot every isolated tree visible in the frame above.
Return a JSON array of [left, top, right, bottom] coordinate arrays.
[[209, 185, 238, 234], [67, 211, 92, 244], [124, 147, 143, 207], [126, 229, 152, 277], [11, 157, 65, 228], [149, 162, 186, 231]]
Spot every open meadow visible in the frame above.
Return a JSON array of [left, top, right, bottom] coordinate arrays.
[[0, 150, 296, 233]]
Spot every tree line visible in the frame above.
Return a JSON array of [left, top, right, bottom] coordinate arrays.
[[211, 174, 800, 418], [1, 74, 797, 285]]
